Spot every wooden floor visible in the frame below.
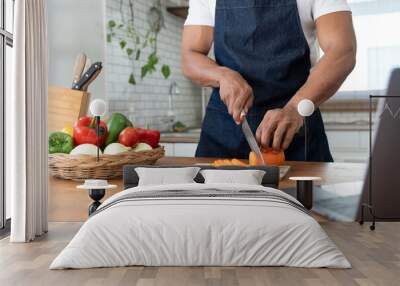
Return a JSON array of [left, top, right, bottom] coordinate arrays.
[[1, 222, 399, 286]]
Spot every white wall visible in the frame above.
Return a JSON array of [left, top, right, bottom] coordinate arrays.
[[47, 0, 106, 100]]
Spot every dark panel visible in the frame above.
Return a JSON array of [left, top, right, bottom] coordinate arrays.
[[359, 69, 400, 222]]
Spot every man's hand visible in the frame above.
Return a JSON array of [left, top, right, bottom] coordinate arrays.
[[219, 68, 254, 124], [256, 104, 303, 151]]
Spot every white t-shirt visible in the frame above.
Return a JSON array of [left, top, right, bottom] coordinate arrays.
[[185, 0, 351, 66]]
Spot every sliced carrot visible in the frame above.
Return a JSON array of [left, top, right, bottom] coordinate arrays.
[[212, 159, 249, 167], [231, 159, 247, 166]]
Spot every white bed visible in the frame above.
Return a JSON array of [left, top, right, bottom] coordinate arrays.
[[50, 183, 350, 269]]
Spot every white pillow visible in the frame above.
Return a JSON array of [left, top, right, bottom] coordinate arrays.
[[136, 167, 201, 186], [200, 169, 266, 185]]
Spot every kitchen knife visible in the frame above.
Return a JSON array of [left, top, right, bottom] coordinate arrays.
[[242, 115, 266, 165], [72, 62, 103, 91], [72, 53, 87, 88], [81, 58, 94, 91]]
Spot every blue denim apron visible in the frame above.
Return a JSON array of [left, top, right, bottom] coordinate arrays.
[[196, 0, 333, 162]]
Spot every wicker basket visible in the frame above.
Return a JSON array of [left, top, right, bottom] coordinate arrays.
[[49, 147, 165, 181]]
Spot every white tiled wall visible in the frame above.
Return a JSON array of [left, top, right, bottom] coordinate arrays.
[[321, 111, 370, 124], [321, 111, 370, 162], [105, 0, 202, 131]]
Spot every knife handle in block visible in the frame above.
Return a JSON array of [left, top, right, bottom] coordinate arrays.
[[72, 53, 87, 87]]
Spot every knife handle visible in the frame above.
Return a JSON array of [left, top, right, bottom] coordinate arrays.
[[72, 53, 87, 87], [82, 68, 102, 92], [73, 62, 102, 91]]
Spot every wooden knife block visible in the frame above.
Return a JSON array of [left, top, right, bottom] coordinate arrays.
[[48, 86, 90, 132]]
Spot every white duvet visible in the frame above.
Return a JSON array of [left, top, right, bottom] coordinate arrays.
[[50, 183, 351, 269]]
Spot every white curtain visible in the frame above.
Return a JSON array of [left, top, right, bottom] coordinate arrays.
[[9, 0, 48, 242]]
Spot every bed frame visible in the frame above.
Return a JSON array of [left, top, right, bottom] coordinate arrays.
[[123, 165, 280, 190]]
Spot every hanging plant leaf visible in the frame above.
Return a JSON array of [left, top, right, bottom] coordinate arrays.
[[147, 4, 164, 33], [126, 48, 134, 57], [129, 73, 136, 85], [135, 49, 141, 60], [120, 40, 127, 49], [141, 65, 149, 79], [108, 20, 116, 29], [161, 65, 171, 79], [148, 53, 159, 65], [107, 34, 112, 43]]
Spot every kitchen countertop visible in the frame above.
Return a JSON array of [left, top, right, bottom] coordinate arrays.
[[324, 121, 370, 131], [160, 130, 200, 143], [48, 157, 365, 222], [160, 133, 200, 143]]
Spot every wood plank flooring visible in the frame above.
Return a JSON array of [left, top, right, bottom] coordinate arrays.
[[1, 222, 399, 286]]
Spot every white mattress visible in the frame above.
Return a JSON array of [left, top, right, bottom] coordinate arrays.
[[50, 183, 351, 269]]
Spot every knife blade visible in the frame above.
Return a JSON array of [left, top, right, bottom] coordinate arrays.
[[72, 53, 87, 88], [242, 116, 265, 165]]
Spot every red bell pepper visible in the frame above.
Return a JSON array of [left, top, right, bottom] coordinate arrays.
[[73, 116, 108, 147], [136, 128, 160, 148]]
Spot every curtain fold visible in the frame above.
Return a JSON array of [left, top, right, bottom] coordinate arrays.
[[10, 0, 48, 242]]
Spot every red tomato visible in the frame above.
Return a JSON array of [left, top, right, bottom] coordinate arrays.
[[118, 127, 139, 147]]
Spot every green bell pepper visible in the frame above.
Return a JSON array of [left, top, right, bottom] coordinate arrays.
[[105, 113, 133, 146], [49, 132, 74, 154]]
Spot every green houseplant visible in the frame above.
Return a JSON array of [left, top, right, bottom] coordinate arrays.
[[107, 0, 171, 85]]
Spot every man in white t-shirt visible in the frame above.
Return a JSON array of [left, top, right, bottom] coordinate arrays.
[[182, 0, 356, 162]]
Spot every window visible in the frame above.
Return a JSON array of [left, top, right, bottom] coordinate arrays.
[[339, 0, 400, 95], [1, 0, 14, 232]]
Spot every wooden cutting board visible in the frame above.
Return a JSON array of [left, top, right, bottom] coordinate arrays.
[[48, 86, 90, 132]]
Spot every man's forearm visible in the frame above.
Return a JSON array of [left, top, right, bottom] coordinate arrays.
[[182, 50, 227, 88], [287, 49, 356, 111], [286, 12, 357, 111], [182, 49, 254, 122]]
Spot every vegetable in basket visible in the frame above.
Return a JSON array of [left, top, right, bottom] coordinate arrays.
[[61, 125, 74, 137], [136, 128, 160, 148], [48, 132, 74, 154], [105, 113, 133, 146], [70, 144, 101, 156], [133, 143, 152, 152], [73, 116, 108, 147], [104, 143, 131, 155], [118, 127, 139, 147]]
